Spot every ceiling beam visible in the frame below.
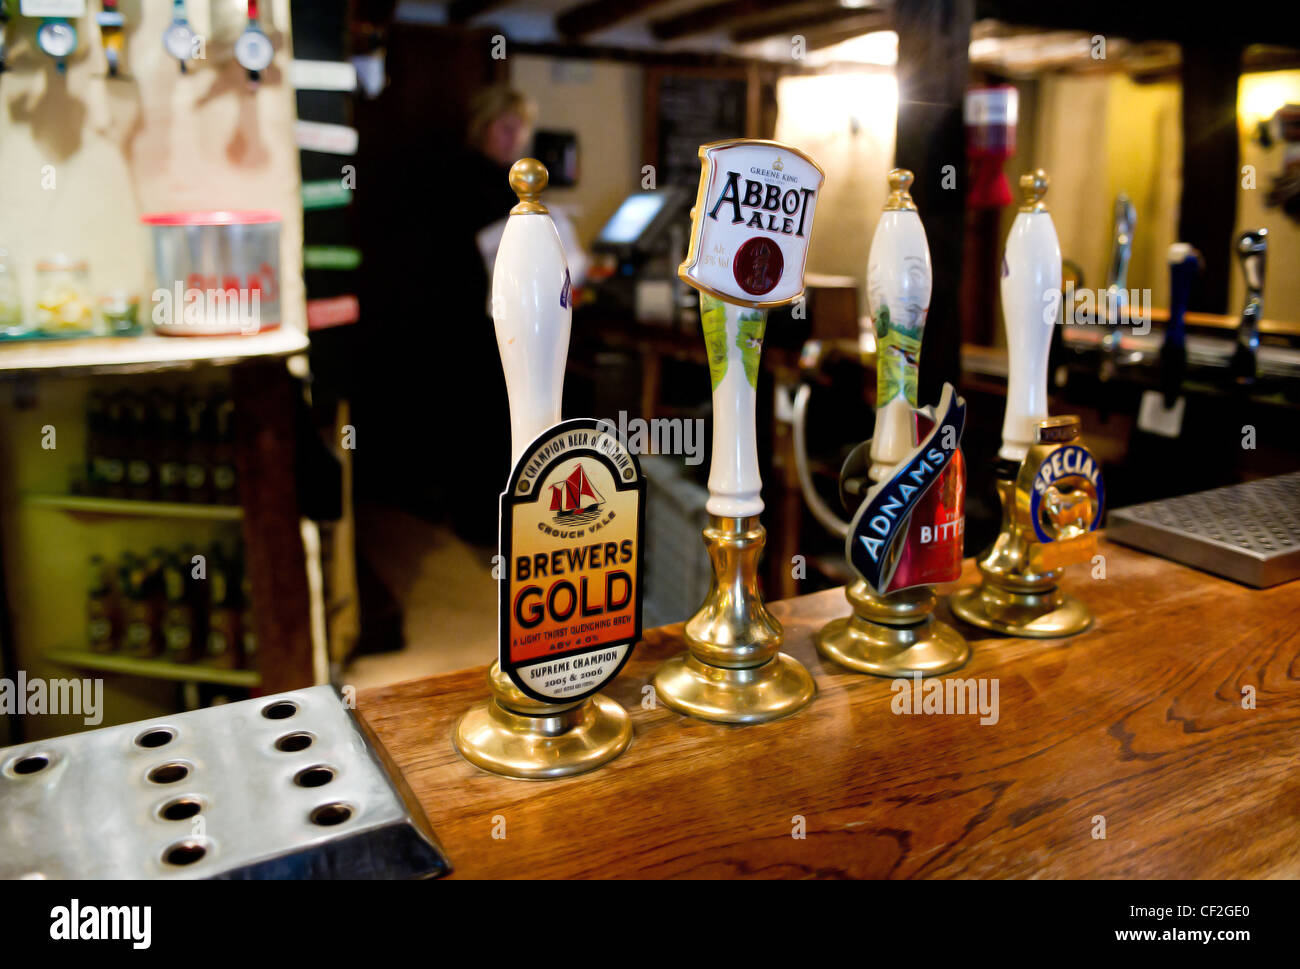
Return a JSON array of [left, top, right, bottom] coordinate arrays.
[[803, 13, 894, 50], [975, 0, 1297, 45], [650, 0, 805, 41], [555, 0, 676, 38], [446, 0, 511, 23], [732, 5, 886, 43]]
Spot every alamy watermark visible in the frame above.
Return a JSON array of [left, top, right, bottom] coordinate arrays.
[[50, 900, 150, 949], [597, 411, 705, 466], [0, 671, 103, 725], [891, 672, 999, 725], [151, 283, 261, 334], [1046, 283, 1151, 336]]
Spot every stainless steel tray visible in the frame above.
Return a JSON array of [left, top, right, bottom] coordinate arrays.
[[0, 685, 450, 879], [1107, 472, 1300, 588]]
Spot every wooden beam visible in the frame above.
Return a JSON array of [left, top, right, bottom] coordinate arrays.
[[976, 0, 1295, 46], [651, 0, 806, 41], [804, 13, 894, 51], [233, 361, 316, 695], [732, 4, 883, 43], [446, 0, 510, 23], [1178, 42, 1242, 314], [555, 0, 674, 38], [894, 0, 974, 406], [512, 38, 784, 71]]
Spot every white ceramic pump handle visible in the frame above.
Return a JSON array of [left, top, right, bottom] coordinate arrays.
[[491, 159, 573, 468], [866, 168, 932, 481], [999, 170, 1061, 463]]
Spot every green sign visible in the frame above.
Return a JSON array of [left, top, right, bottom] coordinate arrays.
[[301, 180, 353, 211], [303, 246, 362, 271]]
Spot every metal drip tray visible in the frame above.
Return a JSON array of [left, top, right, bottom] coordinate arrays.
[[0, 686, 450, 879], [1107, 472, 1300, 587]]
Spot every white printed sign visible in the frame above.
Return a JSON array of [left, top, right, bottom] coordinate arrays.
[[678, 139, 823, 309], [294, 121, 359, 156], [290, 60, 358, 92], [21, 0, 85, 16]]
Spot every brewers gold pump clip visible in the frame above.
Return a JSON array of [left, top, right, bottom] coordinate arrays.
[[453, 160, 645, 778], [650, 138, 823, 724], [798, 169, 971, 677], [949, 171, 1104, 637]]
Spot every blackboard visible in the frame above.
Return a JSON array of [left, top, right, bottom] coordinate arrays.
[[655, 73, 748, 188]]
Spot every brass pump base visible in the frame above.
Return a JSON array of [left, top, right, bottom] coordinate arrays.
[[653, 651, 815, 724], [653, 515, 815, 725], [453, 662, 632, 780], [949, 581, 1092, 638], [816, 580, 969, 677], [949, 471, 1093, 639]]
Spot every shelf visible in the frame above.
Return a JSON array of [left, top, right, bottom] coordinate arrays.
[[45, 649, 261, 688], [0, 328, 309, 379], [23, 494, 243, 522]]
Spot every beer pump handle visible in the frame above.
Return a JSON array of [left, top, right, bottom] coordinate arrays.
[[1105, 194, 1136, 305], [999, 170, 1061, 464], [866, 169, 932, 481], [1098, 194, 1136, 376], [1161, 243, 1199, 407], [492, 159, 572, 468], [702, 297, 766, 517], [1229, 228, 1267, 385]]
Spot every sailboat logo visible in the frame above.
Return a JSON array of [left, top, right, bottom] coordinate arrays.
[[549, 462, 605, 524]]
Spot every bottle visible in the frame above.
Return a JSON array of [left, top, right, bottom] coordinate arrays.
[[100, 392, 128, 499], [121, 552, 161, 657], [181, 391, 212, 504], [154, 390, 186, 503], [210, 394, 237, 505], [86, 555, 118, 653], [160, 553, 195, 662], [205, 544, 240, 668], [179, 542, 207, 654], [123, 393, 156, 501], [85, 391, 108, 496]]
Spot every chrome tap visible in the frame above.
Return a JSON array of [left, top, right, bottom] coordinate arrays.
[[1099, 193, 1136, 380], [1229, 229, 1268, 386]]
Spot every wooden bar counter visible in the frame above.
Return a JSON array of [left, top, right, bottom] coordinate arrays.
[[357, 538, 1300, 879]]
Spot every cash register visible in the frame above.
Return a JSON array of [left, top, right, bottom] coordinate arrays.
[[586, 187, 692, 325]]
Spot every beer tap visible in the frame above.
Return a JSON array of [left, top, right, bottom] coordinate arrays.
[[163, 0, 196, 73], [97, 0, 125, 78], [36, 16, 78, 73], [1098, 193, 1136, 381], [1161, 244, 1199, 407], [950, 171, 1105, 638], [1229, 228, 1268, 386], [651, 139, 822, 724], [810, 169, 970, 677], [453, 160, 636, 779], [1137, 243, 1199, 437], [233, 0, 274, 85]]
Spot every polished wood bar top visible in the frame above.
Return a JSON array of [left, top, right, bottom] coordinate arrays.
[[357, 538, 1300, 879]]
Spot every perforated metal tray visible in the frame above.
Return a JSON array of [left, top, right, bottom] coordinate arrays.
[[1107, 472, 1300, 588], [0, 685, 450, 879]]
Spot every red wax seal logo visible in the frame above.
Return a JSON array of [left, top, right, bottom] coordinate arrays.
[[733, 237, 784, 297]]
